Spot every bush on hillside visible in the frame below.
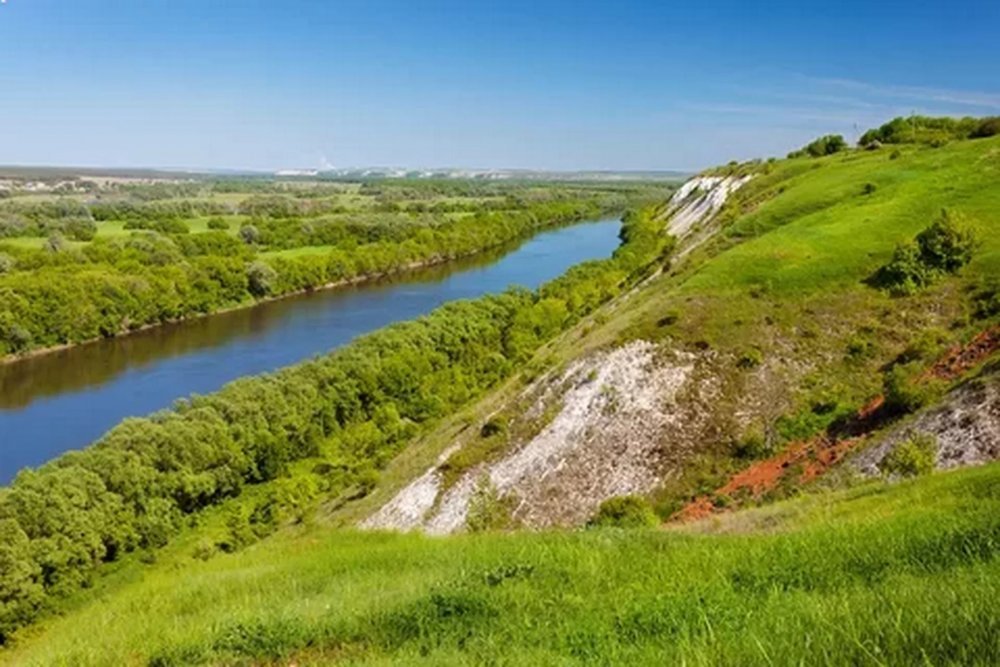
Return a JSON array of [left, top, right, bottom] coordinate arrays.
[[874, 242, 932, 296], [588, 496, 658, 528], [915, 210, 977, 273], [970, 116, 1000, 138], [465, 475, 514, 533], [788, 134, 847, 159], [246, 260, 278, 297], [123, 218, 190, 235], [871, 209, 976, 295], [737, 347, 764, 369], [858, 115, 981, 146], [972, 277, 1000, 320], [882, 362, 942, 415], [63, 217, 98, 241], [879, 434, 937, 477], [239, 223, 261, 244], [731, 427, 774, 460]]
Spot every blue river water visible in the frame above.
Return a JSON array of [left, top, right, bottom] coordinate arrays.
[[0, 218, 621, 482]]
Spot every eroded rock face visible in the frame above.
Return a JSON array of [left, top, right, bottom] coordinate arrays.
[[852, 373, 1000, 476], [363, 339, 793, 534], [666, 175, 752, 238], [426, 341, 695, 533], [360, 445, 459, 531]]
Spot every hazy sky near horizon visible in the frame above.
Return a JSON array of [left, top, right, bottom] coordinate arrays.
[[2, 0, 999, 172]]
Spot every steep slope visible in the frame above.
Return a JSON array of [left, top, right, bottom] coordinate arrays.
[[362, 135, 1000, 532]]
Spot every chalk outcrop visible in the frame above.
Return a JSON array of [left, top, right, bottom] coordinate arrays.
[[363, 339, 791, 534], [665, 175, 752, 238]]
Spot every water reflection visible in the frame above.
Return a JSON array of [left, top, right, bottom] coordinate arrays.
[[0, 219, 621, 482]]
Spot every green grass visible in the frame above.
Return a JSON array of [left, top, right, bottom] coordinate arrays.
[[4, 139, 999, 664], [3, 463, 998, 665], [686, 137, 1000, 297]]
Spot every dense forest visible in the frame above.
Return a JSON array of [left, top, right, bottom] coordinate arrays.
[[0, 181, 667, 357], [0, 204, 673, 640]]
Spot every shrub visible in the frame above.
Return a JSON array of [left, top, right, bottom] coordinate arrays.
[[859, 115, 980, 146], [588, 496, 658, 528], [846, 334, 875, 359], [915, 210, 977, 273], [882, 362, 942, 415], [239, 224, 260, 244], [731, 428, 772, 460], [123, 218, 190, 234], [246, 260, 278, 297], [972, 277, 1000, 320], [64, 216, 98, 241], [207, 217, 230, 230], [872, 210, 976, 295], [789, 134, 847, 159], [657, 309, 680, 327], [737, 348, 763, 369], [0, 253, 14, 274], [480, 417, 506, 438], [45, 232, 67, 253], [880, 434, 937, 477], [466, 475, 513, 533], [970, 116, 1000, 138], [898, 328, 948, 363]]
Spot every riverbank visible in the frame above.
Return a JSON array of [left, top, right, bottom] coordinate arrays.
[[0, 218, 628, 480], [0, 213, 624, 367]]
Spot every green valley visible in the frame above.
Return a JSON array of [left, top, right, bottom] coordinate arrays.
[[1, 119, 999, 665]]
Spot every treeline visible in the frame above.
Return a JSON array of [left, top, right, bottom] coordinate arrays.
[[787, 134, 847, 159], [859, 115, 1000, 147], [0, 200, 96, 241], [0, 206, 673, 641], [0, 200, 614, 356], [90, 199, 231, 222]]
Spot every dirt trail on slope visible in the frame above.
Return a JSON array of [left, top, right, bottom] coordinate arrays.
[[672, 326, 1000, 523]]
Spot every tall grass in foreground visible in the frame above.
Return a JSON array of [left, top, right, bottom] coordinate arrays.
[[5, 463, 999, 665]]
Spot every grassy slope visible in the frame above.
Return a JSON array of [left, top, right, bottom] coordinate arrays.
[[4, 138, 1000, 664], [4, 464, 998, 665]]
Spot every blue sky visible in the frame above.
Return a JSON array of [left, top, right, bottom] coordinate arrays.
[[1, 0, 999, 171]]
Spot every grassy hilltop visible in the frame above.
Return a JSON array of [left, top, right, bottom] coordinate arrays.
[[2, 123, 999, 665]]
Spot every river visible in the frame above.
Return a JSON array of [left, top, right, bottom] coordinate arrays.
[[0, 217, 622, 483]]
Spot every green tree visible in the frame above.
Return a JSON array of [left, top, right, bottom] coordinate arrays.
[[246, 261, 278, 297]]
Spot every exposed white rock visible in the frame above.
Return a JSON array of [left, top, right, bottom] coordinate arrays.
[[366, 341, 719, 534], [359, 444, 459, 531], [852, 375, 1000, 476], [666, 175, 752, 238]]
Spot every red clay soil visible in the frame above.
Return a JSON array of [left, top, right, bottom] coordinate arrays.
[[924, 326, 1000, 382], [670, 326, 1000, 524]]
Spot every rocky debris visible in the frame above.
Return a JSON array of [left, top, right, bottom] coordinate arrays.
[[410, 341, 694, 533], [363, 339, 795, 534], [852, 371, 1000, 476], [359, 444, 459, 531]]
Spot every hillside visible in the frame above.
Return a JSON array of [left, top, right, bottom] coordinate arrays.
[[360, 133, 1000, 531], [2, 128, 999, 665]]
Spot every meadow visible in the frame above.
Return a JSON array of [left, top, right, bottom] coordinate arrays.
[[3, 462, 997, 665]]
